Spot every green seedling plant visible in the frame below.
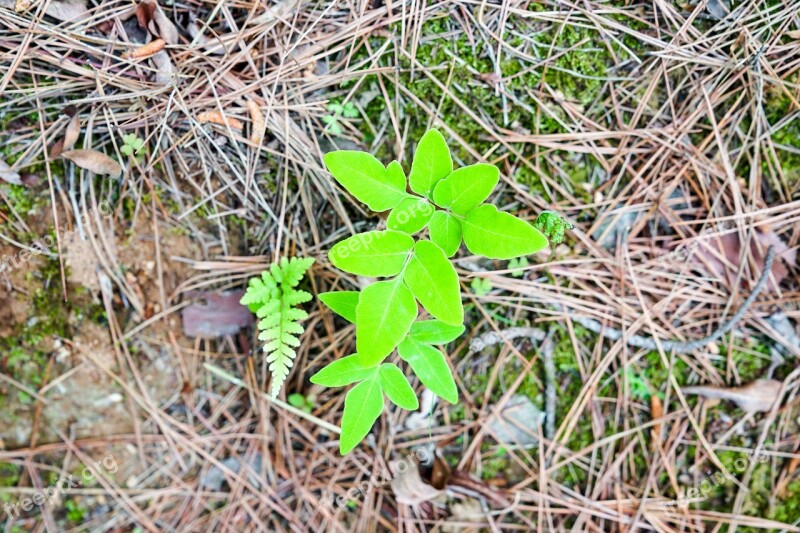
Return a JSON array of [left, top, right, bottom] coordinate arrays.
[[120, 134, 145, 158], [534, 211, 573, 244], [470, 277, 493, 296], [323, 100, 359, 135], [240, 257, 315, 398], [508, 257, 529, 277], [313, 129, 553, 454], [288, 393, 316, 413]]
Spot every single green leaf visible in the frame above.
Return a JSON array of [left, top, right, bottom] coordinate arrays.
[[387, 197, 435, 234], [462, 204, 549, 259], [379, 363, 419, 410], [409, 129, 452, 197], [288, 393, 306, 408], [356, 279, 418, 366], [432, 163, 499, 214], [318, 291, 359, 323], [428, 211, 462, 257], [329, 230, 414, 277], [398, 337, 458, 403], [403, 240, 463, 326], [310, 354, 378, 387], [324, 151, 408, 212], [340, 376, 384, 454], [409, 320, 465, 344]]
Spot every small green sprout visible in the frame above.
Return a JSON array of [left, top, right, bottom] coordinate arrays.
[[120, 134, 145, 157], [533, 211, 573, 244], [507, 257, 529, 277], [323, 101, 359, 135], [470, 277, 493, 296], [287, 393, 316, 413]]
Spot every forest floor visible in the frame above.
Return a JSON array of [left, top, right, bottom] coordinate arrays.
[[1, 0, 800, 531]]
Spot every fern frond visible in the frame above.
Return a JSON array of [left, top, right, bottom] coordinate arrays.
[[240, 257, 314, 398]]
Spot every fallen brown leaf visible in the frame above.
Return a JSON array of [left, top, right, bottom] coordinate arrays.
[[0, 159, 22, 185], [181, 291, 254, 338], [63, 113, 81, 152], [682, 379, 782, 413], [650, 394, 663, 441], [61, 149, 122, 178], [150, 3, 179, 45], [246, 100, 265, 145], [692, 228, 795, 292], [197, 110, 244, 130], [125, 39, 166, 59], [135, 0, 155, 29], [390, 461, 443, 505], [151, 50, 174, 86], [6, 0, 88, 20]]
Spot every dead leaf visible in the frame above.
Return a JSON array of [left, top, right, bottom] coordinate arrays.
[[445, 499, 484, 533], [135, 1, 155, 29], [151, 50, 175, 86], [650, 395, 663, 441], [150, 3, 178, 45], [197, 110, 244, 130], [488, 395, 545, 447], [63, 113, 81, 152], [390, 461, 443, 505], [682, 379, 782, 413], [61, 149, 122, 178], [181, 290, 254, 338], [124, 38, 165, 59], [11, 0, 88, 20], [788, 30, 800, 40], [0, 159, 22, 185], [246, 100, 265, 145], [691, 228, 795, 292]]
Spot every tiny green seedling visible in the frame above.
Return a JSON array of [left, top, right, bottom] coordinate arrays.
[[533, 211, 573, 244], [288, 393, 316, 413], [323, 101, 359, 135], [507, 257, 529, 277], [120, 134, 145, 157], [315, 129, 552, 454], [240, 257, 314, 398], [470, 277, 493, 296]]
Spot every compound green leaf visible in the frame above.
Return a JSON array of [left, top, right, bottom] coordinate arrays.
[[318, 291, 359, 323], [310, 354, 377, 387], [324, 151, 408, 212], [387, 197, 435, 235], [409, 129, 452, 197], [409, 320, 465, 344], [398, 337, 458, 404], [379, 363, 419, 410], [356, 279, 418, 366], [462, 204, 548, 259], [432, 163, 499, 214], [428, 211, 462, 257], [340, 376, 384, 454], [329, 230, 413, 277], [403, 240, 463, 326]]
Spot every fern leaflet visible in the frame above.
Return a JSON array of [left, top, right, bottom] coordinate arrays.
[[240, 257, 314, 397]]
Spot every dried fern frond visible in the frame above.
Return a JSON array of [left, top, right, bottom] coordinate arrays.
[[240, 257, 314, 397]]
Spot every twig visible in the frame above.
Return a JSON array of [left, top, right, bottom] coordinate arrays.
[[540, 332, 557, 441], [470, 327, 545, 352], [568, 246, 776, 353]]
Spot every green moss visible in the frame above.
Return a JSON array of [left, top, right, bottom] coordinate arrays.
[[770, 480, 800, 523], [0, 462, 21, 489], [340, 14, 653, 203]]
